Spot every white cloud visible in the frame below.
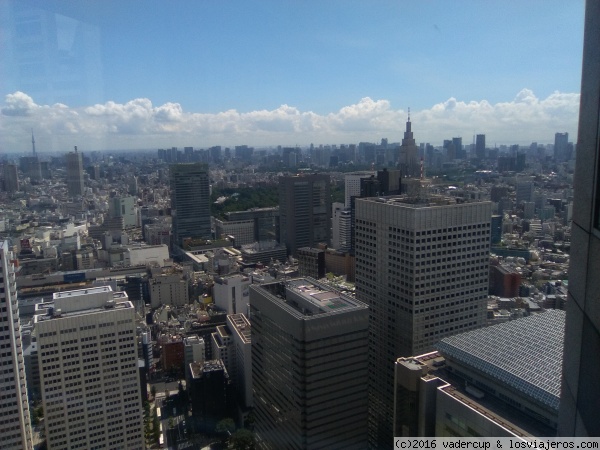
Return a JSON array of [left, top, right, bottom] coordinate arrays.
[[0, 89, 579, 152], [1, 91, 39, 116]]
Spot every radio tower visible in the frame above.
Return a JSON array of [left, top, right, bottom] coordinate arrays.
[[31, 130, 36, 156]]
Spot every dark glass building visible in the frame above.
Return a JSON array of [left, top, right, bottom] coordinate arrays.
[[250, 278, 369, 449], [278, 174, 331, 257], [170, 163, 211, 248]]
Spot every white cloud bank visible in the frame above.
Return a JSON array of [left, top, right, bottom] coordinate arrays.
[[0, 89, 579, 152]]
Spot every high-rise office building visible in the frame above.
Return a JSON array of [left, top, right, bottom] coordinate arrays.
[[20, 155, 42, 181], [250, 278, 369, 449], [215, 207, 279, 244], [226, 313, 253, 410], [399, 113, 420, 178], [355, 195, 491, 448], [170, 163, 211, 247], [331, 202, 351, 251], [475, 134, 486, 159], [2, 163, 19, 192], [452, 137, 463, 159], [66, 149, 85, 197], [558, 0, 600, 436], [34, 286, 144, 450], [344, 172, 374, 208], [108, 196, 138, 228], [0, 241, 33, 450], [278, 173, 331, 256], [516, 179, 535, 206], [554, 132, 570, 163], [213, 273, 251, 315]]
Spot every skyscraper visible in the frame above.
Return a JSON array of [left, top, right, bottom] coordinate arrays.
[[344, 171, 374, 208], [554, 132, 570, 162], [452, 137, 463, 159], [2, 163, 19, 193], [20, 156, 42, 182], [355, 195, 491, 448], [0, 240, 33, 450], [170, 163, 211, 247], [34, 286, 144, 450], [250, 278, 369, 449], [278, 173, 331, 256], [399, 113, 420, 177], [66, 148, 84, 197], [558, 0, 600, 436], [332, 202, 351, 251], [475, 134, 486, 159]]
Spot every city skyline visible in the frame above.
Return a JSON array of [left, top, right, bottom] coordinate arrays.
[[0, 89, 581, 153], [0, 0, 584, 152]]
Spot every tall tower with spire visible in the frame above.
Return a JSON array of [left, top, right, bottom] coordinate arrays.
[[398, 108, 420, 177], [31, 130, 36, 156]]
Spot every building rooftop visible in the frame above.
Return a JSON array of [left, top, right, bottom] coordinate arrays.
[[359, 194, 490, 208], [189, 359, 228, 379], [297, 247, 325, 255], [240, 240, 286, 254], [227, 313, 251, 343], [256, 278, 367, 319], [397, 350, 555, 437], [184, 335, 204, 346], [436, 309, 565, 412], [34, 297, 133, 323]]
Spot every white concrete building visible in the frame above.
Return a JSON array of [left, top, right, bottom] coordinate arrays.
[[344, 171, 374, 208], [34, 286, 144, 450], [227, 314, 253, 409], [184, 335, 205, 367], [213, 273, 250, 315], [144, 222, 172, 246], [109, 196, 138, 228], [331, 202, 351, 250], [214, 217, 255, 245], [0, 241, 33, 450], [211, 325, 232, 369], [75, 248, 94, 270], [149, 273, 189, 308], [124, 244, 169, 267]]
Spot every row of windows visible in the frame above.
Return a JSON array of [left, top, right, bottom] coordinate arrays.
[[60, 327, 77, 334], [422, 321, 479, 337], [38, 331, 57, 338]]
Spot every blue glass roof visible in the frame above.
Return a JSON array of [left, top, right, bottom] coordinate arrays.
[[436, 310, 564, 411]]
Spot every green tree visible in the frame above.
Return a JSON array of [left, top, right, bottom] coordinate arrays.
[[31, 405, 44, 426], [215, 417, 236, 435], [216, 417, 236, 446], [243, 411, 255, 431], [229, 428, 256, 450], [152, 407, 160, 443]]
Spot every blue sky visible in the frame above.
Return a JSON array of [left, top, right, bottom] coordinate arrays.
[[0, 0, 586, 151]]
